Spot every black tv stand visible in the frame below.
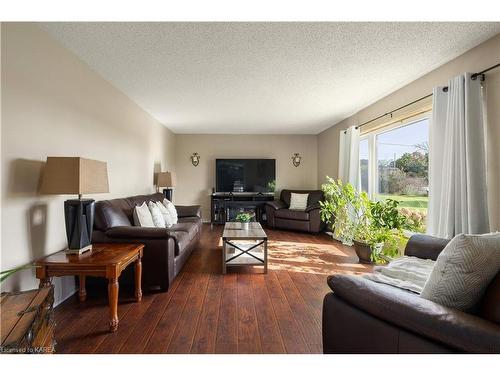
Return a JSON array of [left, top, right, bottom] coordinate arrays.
[[210, 192, 275, 226]]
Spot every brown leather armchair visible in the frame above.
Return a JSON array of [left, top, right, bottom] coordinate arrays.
[[322, 234, 500, 353], [265, 189, 325, 233], [92, 193, 202, 292]]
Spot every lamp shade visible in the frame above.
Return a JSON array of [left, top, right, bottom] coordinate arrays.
[[40, 157, 109, 195], [157, 171, 175, 188]]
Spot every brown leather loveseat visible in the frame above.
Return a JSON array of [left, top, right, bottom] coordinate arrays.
[[322, 234, 500, 353], [92, 193, 202, 291], [265, 189, 325, 233]]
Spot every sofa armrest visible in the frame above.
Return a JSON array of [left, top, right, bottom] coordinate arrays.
[[265, 200, 287, 211], [105, 226, 170, 239], [305, 203, 321, 212], [176, 205, 201, 218], [404, 234, 450, 260], [327, 274, 500, 353]]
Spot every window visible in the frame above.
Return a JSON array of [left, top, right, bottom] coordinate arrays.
[[359, 115, 429, 231]]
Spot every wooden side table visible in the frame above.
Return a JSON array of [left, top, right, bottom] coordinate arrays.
[[35, 243, 144, 332]]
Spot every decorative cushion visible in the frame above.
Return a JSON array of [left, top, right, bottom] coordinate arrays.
[[420, 233, 500, 311], [148, 201, 166, 228], [154, 201, 174, 227], [288, 193, 309, 210], [133, 202, 155, 227], [162, 199, 178, 225]]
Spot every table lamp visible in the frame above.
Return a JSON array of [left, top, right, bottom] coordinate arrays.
[[157, 171, 175, 201], [40, 157, 109, 254]]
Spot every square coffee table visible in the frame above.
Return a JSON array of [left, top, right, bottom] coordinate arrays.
[[222, 222, 268, 274]]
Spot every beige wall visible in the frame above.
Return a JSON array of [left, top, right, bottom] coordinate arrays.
[[0, 23, 175, 303], [317, 33, 500, 230], [174, 134, 318, 221]]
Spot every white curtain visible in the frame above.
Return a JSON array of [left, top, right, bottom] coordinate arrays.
[[338, 125, 360, 187], [427, 73, 489, 238]]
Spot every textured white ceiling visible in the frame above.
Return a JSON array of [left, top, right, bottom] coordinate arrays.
[[40, 22, 500, 134]]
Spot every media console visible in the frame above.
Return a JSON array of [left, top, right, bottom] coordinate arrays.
[[210, 192, 275, 226]]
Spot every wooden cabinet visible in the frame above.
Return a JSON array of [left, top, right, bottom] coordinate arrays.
[[0, 286, 55, 354]]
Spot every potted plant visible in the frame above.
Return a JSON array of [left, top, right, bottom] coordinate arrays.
[[352, 223, 396, 263], [235, 211, 253, 230], [320, 177, 415, 264], [319, 177, 368, 245], [352, 199, 407, 263]]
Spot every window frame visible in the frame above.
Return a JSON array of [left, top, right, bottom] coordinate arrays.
[[359, 111, 431, 201]]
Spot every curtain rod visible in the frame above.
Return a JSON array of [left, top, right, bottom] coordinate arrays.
[[343, 62, 500, 134]]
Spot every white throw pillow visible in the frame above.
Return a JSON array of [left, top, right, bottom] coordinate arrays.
[[162, 199, 178, 225], [155, 201, 175, 227], [148, 201, 166, 228], [288, 193, 309, 210], [420, 232, 500, 311], [133, 202, 155, 227]]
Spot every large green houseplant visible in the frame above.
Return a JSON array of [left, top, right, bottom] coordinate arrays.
[[319, 177, 368, 245], [320, 177, 410, 263]]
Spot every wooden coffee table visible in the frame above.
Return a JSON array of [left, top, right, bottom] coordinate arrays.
[[222, 222, 268, 274], [35, 243, 144, 332]]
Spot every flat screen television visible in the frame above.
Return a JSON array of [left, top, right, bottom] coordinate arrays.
[[216, 159, 276, 193]]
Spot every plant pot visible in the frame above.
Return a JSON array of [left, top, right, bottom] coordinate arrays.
[[239, 222, 250, 230], [353, 240, 373, 264]]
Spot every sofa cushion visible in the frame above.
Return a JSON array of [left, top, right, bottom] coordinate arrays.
[[94, 199, 132, 231], [170, 222, 198, 241], [404, 234, 450, 261], [176, 205, 202, 218], [274, 209, 310, 221], [126, 193, 165, 208], [421, 233, 500, 311], [178, 217, 202, 225]]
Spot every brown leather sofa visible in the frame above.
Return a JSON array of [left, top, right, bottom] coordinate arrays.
[[92, 193, 202, 292], [323, 234, 500, 353], [265, 189, 325, 233]]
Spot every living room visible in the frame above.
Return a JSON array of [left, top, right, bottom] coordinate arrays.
[[1, 1, 499, 373]]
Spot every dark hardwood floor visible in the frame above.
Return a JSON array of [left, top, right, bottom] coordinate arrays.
[[54, 224, 372, 354]]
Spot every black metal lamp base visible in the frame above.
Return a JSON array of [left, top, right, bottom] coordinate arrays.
[[64, 199, 95, 251], [163, 188, 173, 201]]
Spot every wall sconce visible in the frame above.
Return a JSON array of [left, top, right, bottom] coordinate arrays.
[[291, 153, 302, 167], [191, 152, 200, 167]]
